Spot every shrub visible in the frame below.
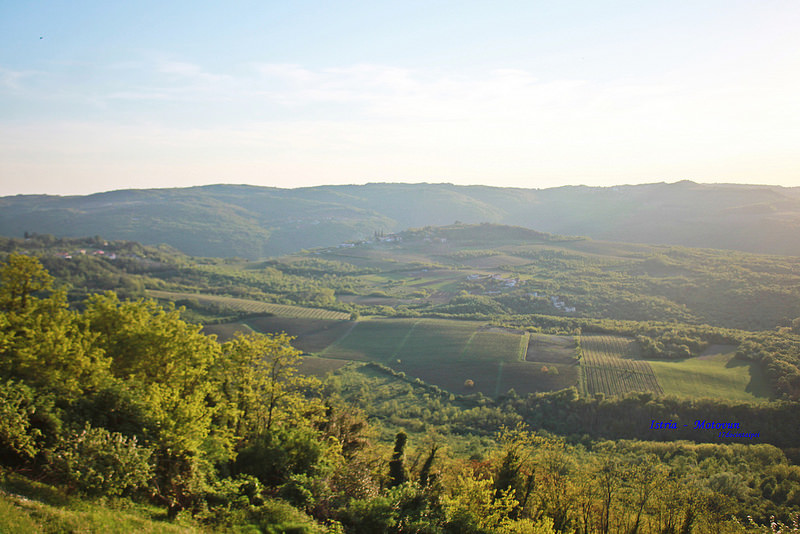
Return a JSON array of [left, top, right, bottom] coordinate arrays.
[[48, 424, 153, 496], [0, 379, 42, 462]]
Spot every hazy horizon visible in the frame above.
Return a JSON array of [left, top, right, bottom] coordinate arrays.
[[3, 178, 799, 199], [2, 1, 799, 196]]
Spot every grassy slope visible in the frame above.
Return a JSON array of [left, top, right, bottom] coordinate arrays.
[[0, 478, 196, 534], [648, 347, 772, 402], [148, 290, 350, 320]]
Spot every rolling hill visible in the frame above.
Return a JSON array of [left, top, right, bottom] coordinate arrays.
[[2, 181, 800, 258]]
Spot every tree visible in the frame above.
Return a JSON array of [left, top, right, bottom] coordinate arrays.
[[0, 253, 54, 313], [388, 432, 408, 487], [219, 332, 322, 437], [82, 292, 225, 516], [0, 255, 109, 400]]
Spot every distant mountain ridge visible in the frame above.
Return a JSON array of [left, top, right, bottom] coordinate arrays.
[[2, 181, 800, 258]]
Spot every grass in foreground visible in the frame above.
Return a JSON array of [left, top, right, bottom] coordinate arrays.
[[0, 472, 197, 534]]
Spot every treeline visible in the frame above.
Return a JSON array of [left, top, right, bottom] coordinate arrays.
[[497, 388, 800, 450]]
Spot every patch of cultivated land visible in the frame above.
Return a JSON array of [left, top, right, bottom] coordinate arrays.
[[526, 333, 578, 363], [648, 347, 772, 402], [461, 330, 528, 362], [321, 319, 419, 361], [321, 318, 577, 397], [457, 254, 533, 269], [394, 319, 481, 364], [148, 290, 350, 320], [202, 322, 254, 341], [337, 294, 401, 306], [245, 316, 354, 353], [497, 361, 579, 396], [580, 335, 663, 396], [296, 356, 352, 377]]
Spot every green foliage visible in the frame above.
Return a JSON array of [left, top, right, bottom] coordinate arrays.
[[443, 470, 519, 533], [0, 253, 54, 313], [48, 424, 153, 497], [220, 332, 324, 436], [0, 379, 41, 460], [7, 244, 800, 530], [235, 426, 332, 488], [0, 255, 111, 400], [388, 432, 408, 487]]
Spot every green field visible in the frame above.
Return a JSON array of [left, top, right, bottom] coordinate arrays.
[[649, 346, 771, 402], [296, 356, 353, 377], [394, 319, 482, 364], [204, 316, 768, 401], [321, 319, 419, 361], [461, 330, 527, 363], [319, 319, 580, 396], [202, 322, 254, 341], [577, 336, 771, 402], [526, 333, 578, 364], [148, 290, 350, 320], [245, 316, 354, 353]]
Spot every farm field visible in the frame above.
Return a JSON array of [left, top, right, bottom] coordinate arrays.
[[580, 335, 663, 396], [296, 356, 352, 377], [451, 253, 533, 269], [204, 317, 583, 396], [498, 361, 578, 396], [649, 347, 772, 402], [526, 333, 579, 364], [202, 322, 253, 341], [201, 317, 354, 353], [393, 319, 482, 364], [321, 319, 419, 362], [147, 290, 350, 320], [323, 318, 575, 396], [460, 330, 528, 363], [245, 316, 354, 353]]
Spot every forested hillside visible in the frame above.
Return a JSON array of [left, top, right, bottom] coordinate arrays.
[[3, 181, 800, 258]]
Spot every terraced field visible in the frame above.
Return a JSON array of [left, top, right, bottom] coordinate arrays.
[[148, 290, 350, 320], [580, 335, 663, 396]]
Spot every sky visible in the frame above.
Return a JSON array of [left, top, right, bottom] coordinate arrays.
[[1, 1, 799, 196]]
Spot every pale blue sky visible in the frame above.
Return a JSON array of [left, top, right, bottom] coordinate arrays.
[[1, 1, 798, 195]]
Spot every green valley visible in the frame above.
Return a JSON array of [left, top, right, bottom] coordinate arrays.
[[3, 221, 800, 532]]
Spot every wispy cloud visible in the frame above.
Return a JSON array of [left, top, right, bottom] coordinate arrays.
[[2, 54, 799, 195], [0, 67, 43, 91]]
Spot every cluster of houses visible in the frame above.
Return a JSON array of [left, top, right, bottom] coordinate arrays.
[[55, 249, 118, 260], [336, 232, 405, 249], [527, 292, 577, 313], [376, 234, 402, 243], [463, 275, 579, 314], [466, 273, 519, 288]]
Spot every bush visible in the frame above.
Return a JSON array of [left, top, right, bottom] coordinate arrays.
[[0, 380, 42, 462], [48, 424, 153, 496], [235, 427, 329, 488]]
